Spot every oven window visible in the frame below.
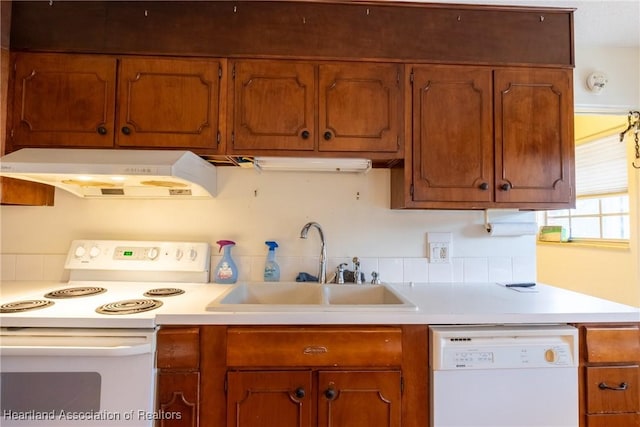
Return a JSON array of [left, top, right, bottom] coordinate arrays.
[[1, 372, 101, 412]]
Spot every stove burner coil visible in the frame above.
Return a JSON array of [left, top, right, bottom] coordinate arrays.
[[96, 299, 163, 315], [44, 287, 107, 299], [143, 288, 185, 297], [0, 300, 54, 313]]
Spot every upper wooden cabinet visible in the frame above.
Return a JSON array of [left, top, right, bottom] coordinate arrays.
[[9, 53, 117, 149], [228, 59, 403, 159], [392, 65, 574, 210], [7, 52, 226, 153]]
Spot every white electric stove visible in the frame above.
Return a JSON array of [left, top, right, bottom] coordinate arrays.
[[0, 239, 211, 427]]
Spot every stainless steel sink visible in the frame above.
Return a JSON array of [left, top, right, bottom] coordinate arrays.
[[206, 282, 417, 311]]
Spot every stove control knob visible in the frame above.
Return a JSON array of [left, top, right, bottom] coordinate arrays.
[[89, 246, 101, 258], [189, 248, 198, 261], [74, 245, 86, 258], [175, 248, 184, 260], [148, 247, 160, 260]]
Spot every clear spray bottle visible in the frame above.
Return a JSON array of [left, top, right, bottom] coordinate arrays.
[[214, 240, 238, 284]]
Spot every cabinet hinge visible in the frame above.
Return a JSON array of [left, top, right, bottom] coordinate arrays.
[[218, 66, 223, 79], [217, 131, 221, 145], [410, 184, 414, 197], [397, 136, 400, 149], [400, 376, 404, 395], [10, 128, 14, 138], [232, 65, 235, 79], [231, 132, 235, 144], [410, 71, 414, 84], [224, 375, 228, 393]]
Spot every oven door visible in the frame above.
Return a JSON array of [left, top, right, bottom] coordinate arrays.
[[0, 328, 158, 427]]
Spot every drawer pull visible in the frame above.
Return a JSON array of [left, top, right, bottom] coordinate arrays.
[[303, 345, 328, 355], [598, 382, 629, 391]]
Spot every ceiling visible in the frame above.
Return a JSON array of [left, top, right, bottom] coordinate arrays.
[[406, 0, 640, 47]]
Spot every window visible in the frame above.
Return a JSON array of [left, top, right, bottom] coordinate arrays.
[[539, 132, 630, 242]]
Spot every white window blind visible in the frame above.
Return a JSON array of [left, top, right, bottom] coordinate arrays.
[[575, 135, 628, 197]]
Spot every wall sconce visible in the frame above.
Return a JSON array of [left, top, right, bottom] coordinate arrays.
[[586, 71, 608, 93]]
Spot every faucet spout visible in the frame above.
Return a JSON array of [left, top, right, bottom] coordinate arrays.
[[299, 222, 327, 284]]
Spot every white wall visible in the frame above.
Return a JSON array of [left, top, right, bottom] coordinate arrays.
[[574, 46, 640, 113], [0, 168, 536, 284]]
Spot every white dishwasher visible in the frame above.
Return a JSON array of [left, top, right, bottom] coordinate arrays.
[[430, 325, 579, 427]]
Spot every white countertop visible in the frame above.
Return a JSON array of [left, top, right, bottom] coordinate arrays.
[[1, 281, 638, 327]]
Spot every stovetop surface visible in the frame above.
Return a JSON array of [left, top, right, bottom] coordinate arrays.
[[0, 280, 210, 328]]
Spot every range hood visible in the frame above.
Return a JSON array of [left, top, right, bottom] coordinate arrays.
[[0, 149, 217, 198]]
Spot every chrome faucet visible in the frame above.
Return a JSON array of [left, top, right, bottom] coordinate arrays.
[[299, 222, 327, 284], [352, 257, 362, 284]]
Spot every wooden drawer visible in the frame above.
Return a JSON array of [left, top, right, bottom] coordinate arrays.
[[585, 326, 640, 363], [226, 326, 402, 367], [586, 413, 640, 427], [157, 327, 200, 369], [586, 366, 640, 414]]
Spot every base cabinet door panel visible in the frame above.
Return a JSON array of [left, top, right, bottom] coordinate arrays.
[[317, 370, 401, 427], [227, 370, 313, 427], [157, 372, 200, 427]]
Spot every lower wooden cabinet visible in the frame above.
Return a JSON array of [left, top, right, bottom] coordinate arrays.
[[226, 370, 401, 427], [157, 325, 429, 427], [156, 327, 201, 427], [576, 324, 640, 427]]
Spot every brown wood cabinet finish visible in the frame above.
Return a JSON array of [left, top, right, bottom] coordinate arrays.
[[10, 1, 574, 67], [228, 60, 403, 159], [9, 52, 117, 149], [409, 65, 494, 204], [494, 68, 574, 206], [226, 326, 402, 367], [7, 53, 225, 154], [317, 370, 401, 427], [156, 327, 201, 427], [116, 57, 224, 150], [227, 370, 313, 427], [577, 324, 640, 427], [391, 65, 575, 210]]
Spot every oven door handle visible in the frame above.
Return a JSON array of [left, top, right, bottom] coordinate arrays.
[[0, 342, 153, 357]]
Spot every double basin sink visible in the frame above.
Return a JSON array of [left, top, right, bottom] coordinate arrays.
[[206, 282, 417, 311]]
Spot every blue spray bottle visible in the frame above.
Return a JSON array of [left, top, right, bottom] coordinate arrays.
[[214, 240, 238, 284], [263, 241, 280, 282]]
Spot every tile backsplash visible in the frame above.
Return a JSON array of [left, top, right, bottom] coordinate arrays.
[[1, 253, 534, 284]]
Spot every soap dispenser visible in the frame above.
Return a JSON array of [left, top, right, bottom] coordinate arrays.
[[214, 240, 238, 284], [263, 241, 280, 282]]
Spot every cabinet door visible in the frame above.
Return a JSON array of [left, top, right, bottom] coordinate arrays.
[[117, 57, 223, 151], [411, 66, 493, 203], [227, 370, 313, 427], [494, 68, 574, 205], [157, 372, 200, 427], [10, 52, 116, 148], [318, 370, 401, 427], [230, 60, 315, 152], [318, 63, 401, 153]]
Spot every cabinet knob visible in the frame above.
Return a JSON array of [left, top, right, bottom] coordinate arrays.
[[479, 182, 489, 191], [324, 388, 337, 400], [121, 126, 132, 135], [500, 183, 511, 191], [294, 387, 306, 399], [300, 130, 310, 139], [97, 126, 108, 135], [323, 131, 333, 140]]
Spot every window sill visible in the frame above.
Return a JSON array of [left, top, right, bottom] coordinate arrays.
[[536, 240, 630, 250]]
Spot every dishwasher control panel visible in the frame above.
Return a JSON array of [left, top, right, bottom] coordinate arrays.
[[430, 325, 578, 370]]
